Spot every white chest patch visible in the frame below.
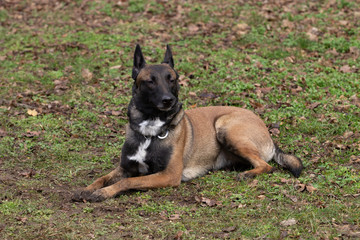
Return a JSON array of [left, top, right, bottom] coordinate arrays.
[[128, 139, 151, 174], [139, 118, 165, 136]]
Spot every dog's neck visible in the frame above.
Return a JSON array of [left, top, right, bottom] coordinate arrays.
[[127, 100, 184, 138]]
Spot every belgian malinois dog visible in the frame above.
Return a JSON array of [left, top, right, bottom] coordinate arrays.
[[72, 45, 303, 202]]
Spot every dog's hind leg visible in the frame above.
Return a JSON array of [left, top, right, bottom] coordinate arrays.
[[215, 112, 275, 180]]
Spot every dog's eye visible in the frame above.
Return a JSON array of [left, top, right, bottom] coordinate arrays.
[[147, 76, 156, 85], [167, 74, 174, 83]]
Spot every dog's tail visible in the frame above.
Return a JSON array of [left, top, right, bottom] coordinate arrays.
[[273, 144, 303, 178]]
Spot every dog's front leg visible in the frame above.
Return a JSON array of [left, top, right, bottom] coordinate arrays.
[[84, 150, 184, 202], [72, 166, 124, 201]]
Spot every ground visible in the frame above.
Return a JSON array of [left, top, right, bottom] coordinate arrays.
[[0, 0, 360, 239]]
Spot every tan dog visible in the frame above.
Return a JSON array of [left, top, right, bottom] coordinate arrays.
[[72, 45, 303, 202]]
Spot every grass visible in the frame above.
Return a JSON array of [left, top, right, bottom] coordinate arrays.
[[1, 0, 360, 239]]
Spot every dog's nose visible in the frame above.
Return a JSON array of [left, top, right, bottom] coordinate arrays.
[[162, 96, 174, 106]]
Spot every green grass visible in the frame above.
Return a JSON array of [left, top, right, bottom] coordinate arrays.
[[1, 0, 360, 239]]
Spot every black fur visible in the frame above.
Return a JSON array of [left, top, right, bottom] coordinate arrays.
[[132, 44, 146, 80], [120, 44, 181, 178], [120, 132, 173, 177]]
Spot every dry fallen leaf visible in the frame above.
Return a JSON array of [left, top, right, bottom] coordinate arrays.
[[195, 196, 218, 207], [110, 65, 122, 70], [281, 19, 295, 29], [305, 185, 317, 193], [24, 131, 41, 138], [343, 131, 354, 139], [169, 214, 181, 220], [280, 218, 297, 227], [249, 179, 258, 187], [307, 102, 321, 110], [0, 129, 7, 137], [188, 24, 199, 34], [27, 109, 38, 116], [340, 65, 352, 73], [350, 95, 360, 107], [222, 226, 236, 233], [81, 68, 93, 81], [269, 128, 280, 136], [257, 195, 266, 200], [174, 231, 183, 240], [19, 169, 36, 178], [295, 183, 317, 193], [233, 23, 250, 37]]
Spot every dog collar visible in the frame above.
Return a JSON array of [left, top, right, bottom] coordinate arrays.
[[157, 130, 169, 139]]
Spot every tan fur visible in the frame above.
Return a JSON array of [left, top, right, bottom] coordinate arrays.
[[72, 47, 302, 202], [74, 106, 280, 201]]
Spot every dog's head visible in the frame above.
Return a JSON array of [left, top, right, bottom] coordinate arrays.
[[131, 44, 180, 114]]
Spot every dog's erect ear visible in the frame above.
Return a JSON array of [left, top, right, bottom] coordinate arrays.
[[132, 44, 146, 80], [162, 45, 174, 68]]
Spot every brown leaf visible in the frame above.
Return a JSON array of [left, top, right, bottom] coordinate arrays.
[[281, 19, 294, 29], [349, 46, 360, 58], [243, 55, 252, 64], [189, 91, 197, 97], [305, 184, 317, 193], [173, 230, 183, 240], [169, 214, 181, 220], [306, 27, 320, 41], [340, 65, 352, 73], [280, 178, 290, 184], [310, 156, 320, 163], [306, 32, 317, 41], [258, 87, 273, 94], [335, 224, 360, 238], [222, 226, 236, 233], [179, 75, 189, 87], [81, 68, 93, 81], [295, 183, 317, 193], [307, 102, 321, 110], [233, 23, 250, 37], [111, 110, 122, 116], [27, 109, 39, 116], [269, 128, 280, 136], [291, 85, 303, 95], [295, 183, 306, 192], [0, 129, 7, 137], [15, 216, 27, 223], [249, 179, 258, 187], [188, 24, 199, 34], [24, 130, 41, 138], [342, 131, 354, 139], [280, 218, 297, 227], [109, 65, 122, 70], [19, 169, 36, 178], [350, 95, 360, 107], [196, 196, 218, 207], [349, 155, 360, 164], [257, 195, 266, 200]]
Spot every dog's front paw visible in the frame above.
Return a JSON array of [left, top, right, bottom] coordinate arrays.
[[71, 189, 94, 202], [85, 189, 109, 202]]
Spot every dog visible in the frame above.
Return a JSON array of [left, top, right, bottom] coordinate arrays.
[[72, 44, 303, 202]]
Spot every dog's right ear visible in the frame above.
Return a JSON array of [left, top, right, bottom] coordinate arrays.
[[132, 44, 146, 80]]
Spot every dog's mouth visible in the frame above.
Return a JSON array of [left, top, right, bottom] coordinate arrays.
[[157, 101, 177, 112], [157, 105, 175, 112]]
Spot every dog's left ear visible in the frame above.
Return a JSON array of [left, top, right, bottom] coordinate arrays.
[[162, 45, 174, 69]]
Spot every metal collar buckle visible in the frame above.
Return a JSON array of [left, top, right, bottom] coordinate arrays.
[[157, 130, 169, 140]]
